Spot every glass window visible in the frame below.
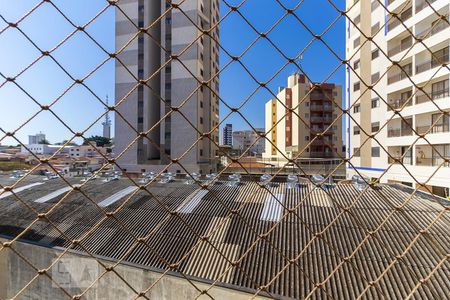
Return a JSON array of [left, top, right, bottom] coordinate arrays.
[[354, 126, 360, 135], [372, 121, 380, 132], [372, 147, 380, 157], [354, 104, 361, 113], [371, 97, 379, 108]]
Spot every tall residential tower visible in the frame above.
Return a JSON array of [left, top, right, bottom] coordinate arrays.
[[263, 73, 344, 162], [115, 0, 220, 174], [346, 0, 450, 196]]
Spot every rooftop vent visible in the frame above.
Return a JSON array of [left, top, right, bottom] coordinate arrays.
[[311, 174, 325, 186], [286, 175, 298, 189], [185, 172, 201, 185], [205, 173, 218, 185], [226, 173, 241, 187], [260, 174, 273, 187], [352, 175, 370, 191], [159, 172, 175, 184], [139, 171, 156, 184]]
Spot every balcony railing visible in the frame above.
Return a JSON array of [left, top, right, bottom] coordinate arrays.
[[388, 156, 413, 165], [387, 128, 413, 137], [387, 97, 412, 110], [387, 69, 412, 84], [416, 0, 437, 13], [310, 152, 334, 158], [416, 20, 450, 40], [388, 38, 412, 57], [415, 89, 450, 104], [310, 116, 324, 123], [416, 55, 449, 74], [387, 7, 412, 32], [416, 124, 450, 135], [416, 157, 450, 167]]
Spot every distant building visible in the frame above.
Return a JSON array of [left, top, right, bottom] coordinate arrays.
[[28, 132, 46, 145], [20, 144, 72, 156], [232, 128, 265, 156], [69, 145, 107, 158], [263, 73, 344, 161], [222, 124, 233, 146]]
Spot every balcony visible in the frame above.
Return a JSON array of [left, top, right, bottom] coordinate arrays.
[[310, 152, 334, 158], [416, 54, 449, 74], [416, 124, 450, 135], [387, 128, 413, 137], [415, 89, 449, 104], [310, 116, 324, 123], [387, 97, 413, 110], [416, 19, 450, 40], [416, 0, 437, 13], [388, 37, 412, 57], [416, 157, 450, 167], [387, 68, 412, 84], [387, 7, 412, 32]]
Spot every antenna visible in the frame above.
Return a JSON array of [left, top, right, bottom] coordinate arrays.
[[103, 95, 112, 126]]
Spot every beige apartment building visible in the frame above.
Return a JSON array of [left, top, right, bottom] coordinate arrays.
[[263, 73, 344, 164], [346, 0, 450, 196], [115, 0, 220, 174]]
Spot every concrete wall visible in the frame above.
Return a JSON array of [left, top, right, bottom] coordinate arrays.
[[0, 239, 268, 300]]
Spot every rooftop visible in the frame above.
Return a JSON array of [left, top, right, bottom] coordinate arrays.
[[0, 175, 449, 299]]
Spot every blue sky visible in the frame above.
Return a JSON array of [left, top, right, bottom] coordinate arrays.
[[0, 0, 345, 146]]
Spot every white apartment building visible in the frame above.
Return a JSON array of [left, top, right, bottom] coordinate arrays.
[[346, 0, 450, 196], [263, 73, 344, 163], [21, 144, 72, 156]]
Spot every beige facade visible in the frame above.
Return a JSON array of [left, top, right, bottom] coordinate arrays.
[[263, 73, 344, 162], [346, 0, 450, 196]]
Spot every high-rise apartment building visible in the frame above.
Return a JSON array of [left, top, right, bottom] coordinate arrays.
[[28, 132, 46, 145], [263, 73, 344, 162], [222, 123, 232, 146], [346, 0, 450, 196], [115, 0, 220, 174]]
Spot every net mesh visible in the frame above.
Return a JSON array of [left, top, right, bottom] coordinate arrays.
[[0, 0, 449, 299]]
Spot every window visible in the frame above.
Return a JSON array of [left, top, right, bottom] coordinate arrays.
[[354, 147, 360, 157], [354, 59, 360, 70], [372, 147, 380, 157], [354, 126, 360, 135], [353, 36, 360, 48], [372, 121, 380, 132], [200, 117, 203, 124], [371, 97, 379, 108], [354, 82, 360, 91], [305, 113, 309, 118], [432, 79, 449, 99], [353, 104, 361, 113], [199, 149, 203, 156], [305, 136, 310, 141], [371, 72, 380, 84], [371, 49, 379, 60]]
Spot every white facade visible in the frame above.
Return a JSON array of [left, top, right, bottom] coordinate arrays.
[[232, 128, 265, 155], [346, 0, 450, 196], [21, 144, 72, 155]]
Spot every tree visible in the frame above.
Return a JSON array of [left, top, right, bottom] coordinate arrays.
[[55, 140, 78, 146], [38, 138, 51, 145], [83, 136, 111, 147]]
